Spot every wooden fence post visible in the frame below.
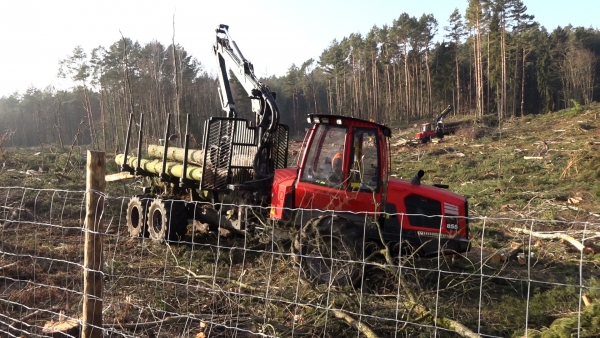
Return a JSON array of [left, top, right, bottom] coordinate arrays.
[[83, 151, 105, 338]]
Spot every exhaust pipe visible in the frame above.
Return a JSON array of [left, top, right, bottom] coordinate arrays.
[[411, 170, 425, 185]]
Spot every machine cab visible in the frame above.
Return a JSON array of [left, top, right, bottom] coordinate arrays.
[[292, 115, 391, 219], [420, 123, 433, 132]]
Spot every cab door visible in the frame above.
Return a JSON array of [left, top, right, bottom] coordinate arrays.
[[295, 124, 347, 217], [294, 124, 383, 221], [343, 127, 382, 217]]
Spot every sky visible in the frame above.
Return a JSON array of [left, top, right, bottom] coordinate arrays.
[[0, 0, 598, 98]]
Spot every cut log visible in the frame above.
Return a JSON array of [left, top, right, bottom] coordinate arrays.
[[517, 253, 528, 265], [42, 318, 80, 337], [115, 154, 204, 181], [147, 144, 204, 166], [490, 243, 521, 263], [510, 227, 585, 251], [105, 171, 136, 182]]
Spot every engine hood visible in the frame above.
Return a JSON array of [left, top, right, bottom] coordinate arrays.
[[386, 177, 467, 206], [383, 176, 469, 240]]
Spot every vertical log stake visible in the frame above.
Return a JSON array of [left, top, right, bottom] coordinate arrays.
[[83, 151, 105, 338]]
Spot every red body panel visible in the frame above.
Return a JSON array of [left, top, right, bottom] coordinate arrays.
[[385, 178, 468, 238], [293, 180, 382, 216], [415, 130, 437, 140], [270, 168, 297, 219]]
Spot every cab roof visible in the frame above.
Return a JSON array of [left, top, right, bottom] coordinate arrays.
[[307, 114, 392, 138]]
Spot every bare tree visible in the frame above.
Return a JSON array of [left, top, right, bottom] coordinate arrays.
[[58, 46, 98, 148], [560, 46, 596, 106]]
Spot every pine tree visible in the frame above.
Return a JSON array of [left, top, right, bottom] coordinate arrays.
[[445, 8, 467, 114]]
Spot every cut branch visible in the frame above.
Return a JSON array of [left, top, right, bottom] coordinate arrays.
[[175, 265, 268, 292], [397, 299, 481, 338], [331, 308, 379, 338]]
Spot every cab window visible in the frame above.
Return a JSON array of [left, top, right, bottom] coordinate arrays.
[[348, 128, 380, 192], [300, 124, 347, 189]]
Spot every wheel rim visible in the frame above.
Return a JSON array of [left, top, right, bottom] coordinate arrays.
[[146, 199, 167, 241], [152, 208, 163, 235], [127, 198, 145, 237], [131, 207, 140, 229]]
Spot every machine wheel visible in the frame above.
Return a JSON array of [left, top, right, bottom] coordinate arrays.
[[147, 198, 188, 241], [292, 215, 363, 286], [126, 197, 150, 237]]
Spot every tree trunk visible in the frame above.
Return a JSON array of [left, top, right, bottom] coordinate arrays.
[[404, 45, 410, 118], [455, 44, 461, 115], [425, 49, 432, 114], [520, 50, 531, 116]]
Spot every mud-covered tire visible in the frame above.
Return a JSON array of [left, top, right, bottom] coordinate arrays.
[[126, 197, 150, 237], [147, 199, 188, 241], [292, 215, 364, 286]]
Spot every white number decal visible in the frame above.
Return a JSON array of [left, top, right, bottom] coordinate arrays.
[[446, 223, 458, 230]]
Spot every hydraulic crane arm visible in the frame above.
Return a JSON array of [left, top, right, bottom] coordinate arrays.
[[213, 24, 279, 134], [213, 24, 281, 179], [435, 105, 453, 124]]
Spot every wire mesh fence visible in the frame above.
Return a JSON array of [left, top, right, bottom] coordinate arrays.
[[1, 186, 599, 337]]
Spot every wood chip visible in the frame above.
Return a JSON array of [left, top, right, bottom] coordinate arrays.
[[501, 204, 519, 211], [583, 294, 592, 307]]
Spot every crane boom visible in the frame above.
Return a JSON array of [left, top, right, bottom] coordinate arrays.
[[435, 105, 453, 124], [213, 24, 279, 136], [210, 24, 285, 181]]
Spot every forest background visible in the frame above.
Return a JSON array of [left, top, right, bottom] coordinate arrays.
[[1, 0, 599, 151]]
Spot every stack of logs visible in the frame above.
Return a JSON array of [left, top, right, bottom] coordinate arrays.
[[115, 145, 205, 182]]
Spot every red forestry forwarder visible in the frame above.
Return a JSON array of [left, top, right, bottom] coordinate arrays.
[[415, 105, 460, 142], [116, 25, 470, 284]]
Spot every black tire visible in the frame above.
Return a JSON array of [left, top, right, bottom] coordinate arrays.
[[147, 198, 188, 241], [292, 215, 364, 286], [126, 197, 150, 237]]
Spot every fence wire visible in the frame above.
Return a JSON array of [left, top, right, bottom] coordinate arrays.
[[1, 186, 599, 337]]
